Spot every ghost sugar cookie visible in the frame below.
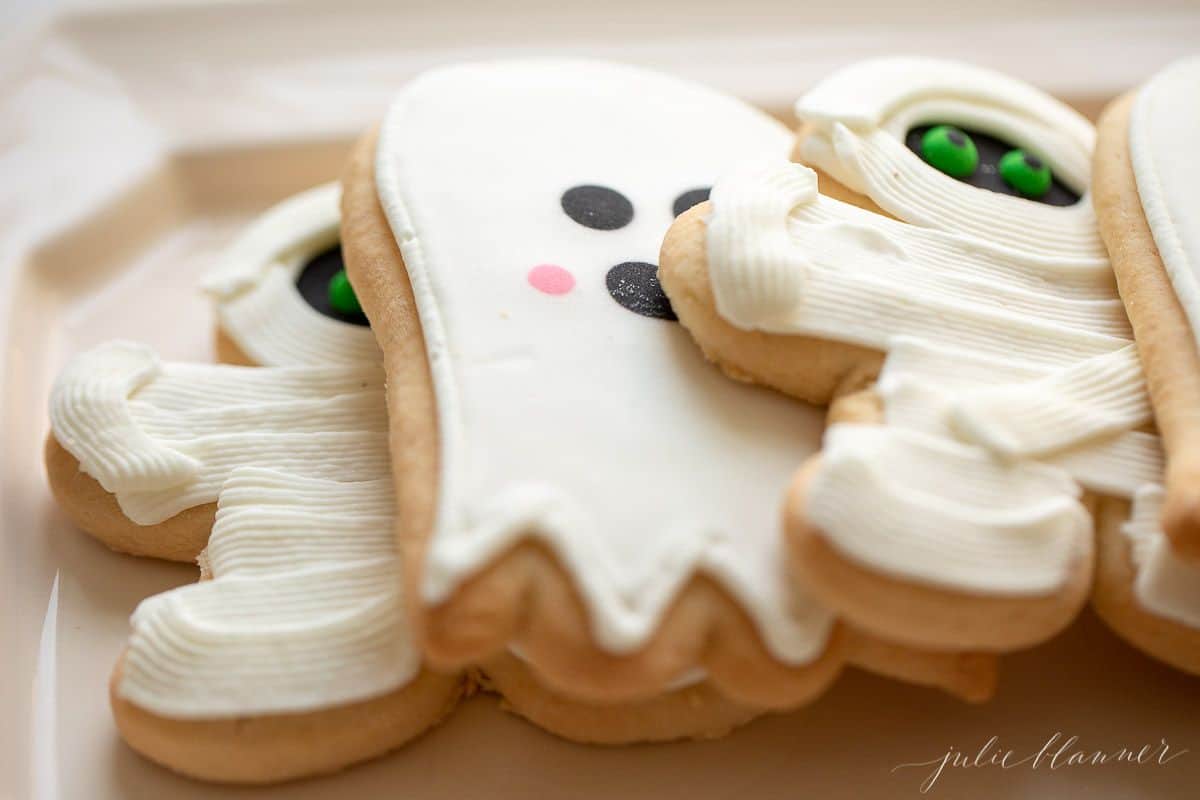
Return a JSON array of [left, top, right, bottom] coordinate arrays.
[[340, 59, 995, 732], [1091, 57, 1200, 674], [202, 182, 380, 367], [660, 57, 1166, 656]]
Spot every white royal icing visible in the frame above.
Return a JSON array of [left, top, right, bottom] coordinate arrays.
[[374, 60, 834, 663], [1130, 57, 1200, 355], [707, 59, 1165, 597], [202, 183, 381, 366], [49, 340, 388, 524], [118, 467, 418, 717]]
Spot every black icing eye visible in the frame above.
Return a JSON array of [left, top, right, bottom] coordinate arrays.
[[605, 262, 677, 321], [295, 244, 370, 326], [672, 187, 711, 217], [561, 185, 634, 230], [904, 124, 1079, 207]]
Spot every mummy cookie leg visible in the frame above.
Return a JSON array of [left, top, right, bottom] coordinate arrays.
[[341, 61, 991, 715], [661, 58, 1159, 652], [1093, 60, 1200, 562], [110, 467, 463, 784]]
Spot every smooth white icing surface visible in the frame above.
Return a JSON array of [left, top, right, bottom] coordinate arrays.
[[49, 341, 388, 524], [1123, 485, 1200, 631], [375, 60, 834, 662], [707, 60, 1165, 597], [119, 467, 418, 717], [202, 183, 380, 366], [1130, 57, 1200, 356]]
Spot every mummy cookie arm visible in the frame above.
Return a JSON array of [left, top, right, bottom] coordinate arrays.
[[707, 161, 1126, 363], [1095, 58, 1200, 561], [948, 345, 1152, 460], [202, 182, 380, 367], [46, 341, 387, 562], [48, 341, 198, 494]]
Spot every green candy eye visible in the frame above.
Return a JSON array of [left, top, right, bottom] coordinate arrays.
[[999, 149, 1052, 199], [920, 125, 978, 178], [327, 269, 362, 315]]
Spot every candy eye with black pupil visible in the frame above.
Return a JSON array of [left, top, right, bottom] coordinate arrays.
[[561, 185, 634, 230], [920, 125, 979, 178], [327, 269, 362, 315], [999, 149, 1052, 199], [295, 245, 370, 327], [672, 187, 711, 218]]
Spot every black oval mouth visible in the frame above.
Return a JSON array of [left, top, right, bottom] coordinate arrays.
[[605, 261, 677, 321], [295, 244, 371, 327]]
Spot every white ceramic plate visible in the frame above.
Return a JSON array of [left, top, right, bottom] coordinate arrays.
[[2, 2, 1199, 797]]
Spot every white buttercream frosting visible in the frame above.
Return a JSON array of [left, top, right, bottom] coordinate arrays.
[[118, 467, 418, 718], [202, 182, 380, 366], [47, 341, 419, 716], [807, 425, 1090, 593], [49, 341, 388, 524], [374, 60, 835, 663]]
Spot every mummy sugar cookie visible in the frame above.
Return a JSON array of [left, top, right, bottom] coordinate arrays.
[[660, 57, 1170, 654], [1091, 57, 1200, 674], [341, 59, 996, 713], [203, 182, 380, 366], [46, 343, 462, 783]]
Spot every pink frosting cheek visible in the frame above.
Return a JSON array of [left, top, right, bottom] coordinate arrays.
[[527, 264, 576, 296]]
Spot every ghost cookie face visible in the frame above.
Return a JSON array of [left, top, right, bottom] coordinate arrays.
[[1091, 57, 1200, 675], [660, 57, 1168, 655], [340, 60, 996, 715], [203, 182, 380, 367]]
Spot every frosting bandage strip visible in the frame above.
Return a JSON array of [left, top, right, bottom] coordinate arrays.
[[49, 342, 388, 524], [808, 425, 1090, 594], [119, 469, 418, 718]]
